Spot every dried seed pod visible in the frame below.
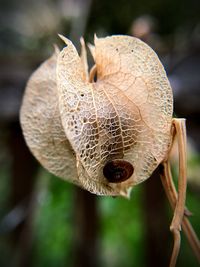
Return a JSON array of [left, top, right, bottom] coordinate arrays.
[[20, 35, 173, 197], [20, 35, 200, 267]]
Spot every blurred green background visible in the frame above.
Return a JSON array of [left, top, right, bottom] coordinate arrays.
[[0, 0, 200, 267]]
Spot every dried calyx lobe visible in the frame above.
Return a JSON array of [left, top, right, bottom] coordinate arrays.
[[103, 159, 134, 183]]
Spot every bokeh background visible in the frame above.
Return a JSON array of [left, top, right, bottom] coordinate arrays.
[[0, 0, 200, 267]]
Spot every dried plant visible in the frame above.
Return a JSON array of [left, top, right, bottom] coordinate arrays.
[[20, 35, 200, 267]]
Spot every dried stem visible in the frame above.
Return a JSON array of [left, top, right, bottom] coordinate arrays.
[[160, 161, 200, 264], [160, 118, 200, 267]]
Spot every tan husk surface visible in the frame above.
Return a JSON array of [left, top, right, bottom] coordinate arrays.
[[20, 35, 173, 196]]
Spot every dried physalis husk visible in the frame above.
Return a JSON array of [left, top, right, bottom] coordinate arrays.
[[20, 35, 173, 197]]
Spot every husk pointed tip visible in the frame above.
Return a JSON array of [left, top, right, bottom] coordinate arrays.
[[53, 44, 60, 55], [80, 36, 85, 45], [119, 187, 132, 199], [80, 36, 84, 41], [58, 34, 71, 46], [94, 33, 99, 44]]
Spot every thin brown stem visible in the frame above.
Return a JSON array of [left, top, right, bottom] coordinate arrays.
[[170, 230, 181, 267], [161, 161, 200, 263], [170, 119, 187, 233], [160, 118, 200, 267]]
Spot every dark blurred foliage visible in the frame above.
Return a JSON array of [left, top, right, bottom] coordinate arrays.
[[0, 0, 200, 267], [87, 0, 200, 37]]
